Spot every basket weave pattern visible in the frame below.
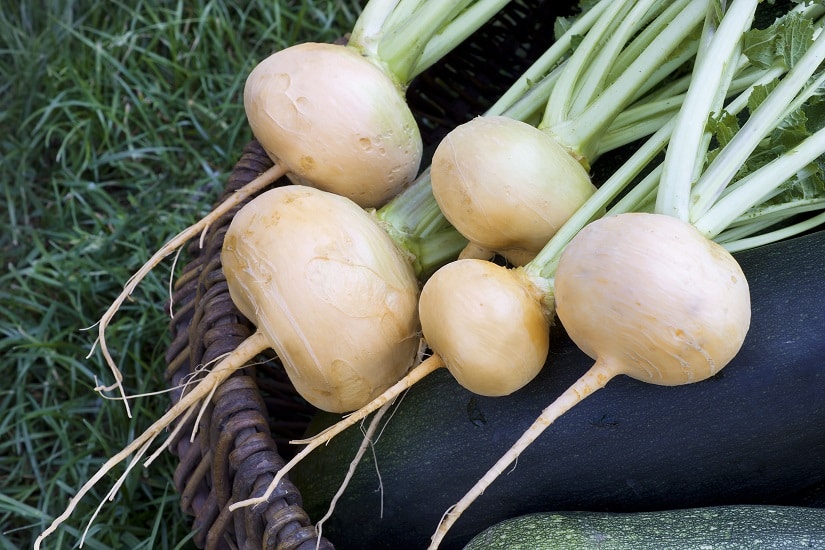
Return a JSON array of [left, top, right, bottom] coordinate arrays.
[[163, 1, 561, 548]]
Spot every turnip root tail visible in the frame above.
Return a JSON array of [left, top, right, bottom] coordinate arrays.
[[35, 331, 268, 550], [229, 353, 445, 513], [428, 360, 616, 550], [315, 400, 394, 546], [91, 163, 286, 418]]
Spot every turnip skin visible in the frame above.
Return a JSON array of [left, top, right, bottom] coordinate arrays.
[[221, 185, 421, 413], [418, 259, 551, 396], [244, 42, 423, 208], [554, 212, 751, 386], [430, 116, 596, 265]]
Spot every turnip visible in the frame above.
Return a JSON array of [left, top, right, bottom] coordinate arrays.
[[90, 0, 514, 415], [35, 184, 434, 549], [220, 185, 423, 413], [430, 0, 708, 265], [244, 41, 421, 209], [429, 3, 825, 545]]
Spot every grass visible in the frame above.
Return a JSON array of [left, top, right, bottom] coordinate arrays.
[[0, 1, 357, 547]]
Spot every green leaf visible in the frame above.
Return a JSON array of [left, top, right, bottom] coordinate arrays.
[[708, 110, 741, 149], [743, 11, 815, 70], [776, 13, 816, 67], [746, 80, 779, 113]]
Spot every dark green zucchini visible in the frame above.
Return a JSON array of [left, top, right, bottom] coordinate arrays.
[[464, 506, 825, 549], [293, 230, 825, 550]]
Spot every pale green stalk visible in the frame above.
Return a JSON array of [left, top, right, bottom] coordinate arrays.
[[348, 0, 399, 58], [599, 58, 780, 153], [565, 0, 670, 116], [655, 0, 758, 221], [377, 0, 474, 84], [349, 0, 513, 86], [542, 0, 637, 128], [716, 200, 825, 242], [485, 0, 609, 116], [542, 0, 708, 162], [410, 0, 521, 79], [695, 125, 825, 238], [723, 210, 825, 252]]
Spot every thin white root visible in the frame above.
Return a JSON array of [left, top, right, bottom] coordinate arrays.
[[95, 357, 222, 402], [81, 436, 160, 547], [315, 400, 393, 550], [427, 363, 612, 549], [230, 354, 445, 512], [92, 163, 287, 418], [144, 403, 197, 468], [34, 331, 268, 550], [167, 246, 184, 319], [290, 354, 443, 446]]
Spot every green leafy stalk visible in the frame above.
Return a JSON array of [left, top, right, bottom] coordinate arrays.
[[409, 0, 528, 79], [348, 0, 399, 59], [376, 0, 473, 84], [485, 0, 610, 117], [722, 209, 825, 251], [375, 170, 468, 280], [695, 122, 825, 238]]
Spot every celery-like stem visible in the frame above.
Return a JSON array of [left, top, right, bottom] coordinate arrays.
[[348, 0, 400, 59], [377, 0, 471, 85], [551, 0, 702, 158], [541, 0, 638, 128], [485, 1, 609, 117], [722, 211, 825, 252], [542, 0, 707, 163], [349, 0, 513, 87], [655, 0, 758, 221], [409, 0, 521, 79]]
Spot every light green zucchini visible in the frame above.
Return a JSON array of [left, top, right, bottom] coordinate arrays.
[[464, 506, 825, 549]]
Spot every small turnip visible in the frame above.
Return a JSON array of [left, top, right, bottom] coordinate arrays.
[[429, 0, 707, 264], [244, 42, 423, 209], [431, 116, 595, 266]]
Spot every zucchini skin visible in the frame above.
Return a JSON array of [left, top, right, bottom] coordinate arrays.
[[293, 230, 825, 550], [464, 506, 825, 549]]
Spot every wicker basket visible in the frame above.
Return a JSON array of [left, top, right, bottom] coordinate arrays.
[[163, 2, 564, 548]]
